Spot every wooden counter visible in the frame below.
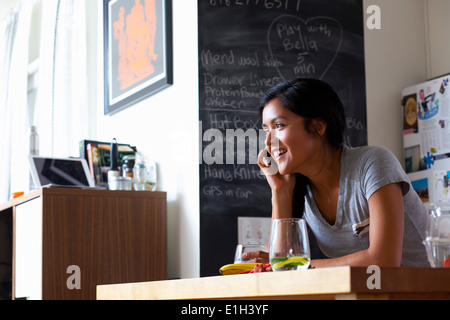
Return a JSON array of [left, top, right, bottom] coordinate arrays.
[[97, 267, 450, 300], [0, 187, 167, 300]]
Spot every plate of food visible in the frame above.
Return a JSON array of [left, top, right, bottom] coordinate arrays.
[[219, 263, 272, 275]]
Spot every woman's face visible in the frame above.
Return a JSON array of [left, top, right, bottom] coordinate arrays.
[[262, 98, 325, 176]]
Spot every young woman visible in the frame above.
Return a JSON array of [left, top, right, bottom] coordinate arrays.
[[256, 78, 429, 267]]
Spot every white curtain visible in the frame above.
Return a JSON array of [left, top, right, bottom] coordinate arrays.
[[35, 0, 89, 158], [0, 2, 32, 203], [0, 0, 90, 202]]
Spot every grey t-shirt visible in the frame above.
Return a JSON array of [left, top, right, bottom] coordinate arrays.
[[303, 145, 429, 267]]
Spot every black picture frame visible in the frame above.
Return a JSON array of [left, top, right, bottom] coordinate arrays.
[[103, 0, 173, 115]]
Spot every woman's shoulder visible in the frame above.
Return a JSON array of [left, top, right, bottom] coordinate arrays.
[[343, 144, 397, 163], [343, 144, 410, 193], [342, 144, 404, 178], [344, 144, 393, 154]]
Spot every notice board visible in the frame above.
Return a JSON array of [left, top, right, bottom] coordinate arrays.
[[198, 0, 367, 276]]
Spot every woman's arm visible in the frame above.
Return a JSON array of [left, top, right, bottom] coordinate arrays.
[[312, 182, 404, 268], [257, 149, 296, 219]]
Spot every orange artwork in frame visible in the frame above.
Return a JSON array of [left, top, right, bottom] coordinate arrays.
[[104, 0, 172, 115]]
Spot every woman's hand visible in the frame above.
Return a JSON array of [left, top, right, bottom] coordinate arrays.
[[241, 250, 269, 263], [257, 149, 296, 192], [258, 148, 296, 219]]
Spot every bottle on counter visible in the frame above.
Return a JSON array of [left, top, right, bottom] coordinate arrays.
[[29, 126, 39, 190], [122, 155, 135, 179], [146, 158, 157, 191], [133, 153, 157, 191], [29, 125, 39, 156]]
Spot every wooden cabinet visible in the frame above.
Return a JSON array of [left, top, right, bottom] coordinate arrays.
[[0, 187, 167, 300]]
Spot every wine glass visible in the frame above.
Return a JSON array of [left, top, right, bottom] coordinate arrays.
[[234, 244, 268, 263], [269, 218, 310, 271]]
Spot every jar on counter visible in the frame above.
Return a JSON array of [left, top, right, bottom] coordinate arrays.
[[108, 175, 133, 190], [122, 155, 135, 179], [133, 153, 157, 191]]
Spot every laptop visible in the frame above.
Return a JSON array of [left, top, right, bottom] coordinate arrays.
[[29, 155, 95, 188]]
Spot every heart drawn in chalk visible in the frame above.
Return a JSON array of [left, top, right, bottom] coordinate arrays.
[[267, 15, 343, 81]]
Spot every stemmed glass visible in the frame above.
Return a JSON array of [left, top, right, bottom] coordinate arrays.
[[269, 218, 311, 271], [234, 244, 268, 263]]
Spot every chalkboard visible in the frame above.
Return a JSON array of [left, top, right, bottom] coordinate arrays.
[[198, 0, 367, 276]]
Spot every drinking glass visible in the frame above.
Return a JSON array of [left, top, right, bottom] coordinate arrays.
[[269, 218, 310, 271], [234, 244, 268, 263]]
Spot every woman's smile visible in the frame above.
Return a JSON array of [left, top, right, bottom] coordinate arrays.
[[271, 148, 287, 160]]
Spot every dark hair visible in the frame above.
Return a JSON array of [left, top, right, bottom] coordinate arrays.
[[258, 78, 346, 217], [258, 78, 346, 148]]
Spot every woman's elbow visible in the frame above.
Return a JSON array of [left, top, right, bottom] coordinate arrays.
[[367, 249, 402, 268]]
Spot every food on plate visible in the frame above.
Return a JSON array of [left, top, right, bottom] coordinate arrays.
[[444, 255, 450, 268], [240, 263, 272, 274], [219, 263, 272, 275]]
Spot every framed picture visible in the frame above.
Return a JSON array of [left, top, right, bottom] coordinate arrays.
[[103, 0, 173, 115]]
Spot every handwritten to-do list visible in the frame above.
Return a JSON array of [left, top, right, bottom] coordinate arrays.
[[198, 0, 367, 276]]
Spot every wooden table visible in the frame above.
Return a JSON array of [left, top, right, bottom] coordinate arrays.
[[97, 267, 450, 300]]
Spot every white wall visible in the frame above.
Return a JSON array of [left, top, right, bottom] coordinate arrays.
[[363, 0, 428, 161], [426, 0, 450, 78], [1, 0, 200, 280], [2, 0, 450, 279], [363, 0, 450, 162], [91, 0, 200, 279]]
